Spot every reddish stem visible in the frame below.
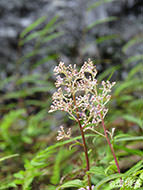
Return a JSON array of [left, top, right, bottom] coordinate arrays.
[[99, 112, 121, 174], [73, 95, 92, 190]]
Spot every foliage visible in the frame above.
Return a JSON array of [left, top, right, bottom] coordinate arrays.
[[0, 0, 143, 189]]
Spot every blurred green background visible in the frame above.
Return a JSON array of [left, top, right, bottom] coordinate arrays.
[[0, 0, 143, 189]]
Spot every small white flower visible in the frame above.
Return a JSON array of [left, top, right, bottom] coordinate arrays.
[[55, 75, 64, 87], [57, 126, 71, 141]]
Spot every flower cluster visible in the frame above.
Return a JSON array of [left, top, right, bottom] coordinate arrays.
[[49, 59, 115, 134]]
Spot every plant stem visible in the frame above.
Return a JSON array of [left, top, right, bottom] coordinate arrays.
[[99, 112, 121, 174], [73, 95, 92, 190]]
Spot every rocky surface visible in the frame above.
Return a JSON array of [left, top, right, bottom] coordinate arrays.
[[0, 0, 143, 76]]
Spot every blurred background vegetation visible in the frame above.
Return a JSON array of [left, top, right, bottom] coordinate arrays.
[[0, 0, 143, 189]]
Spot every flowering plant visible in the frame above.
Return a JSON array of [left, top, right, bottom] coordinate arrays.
[[49, 59, 115, 131], [49, 59, 120, 190]]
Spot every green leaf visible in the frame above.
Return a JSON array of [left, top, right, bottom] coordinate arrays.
[[129, 99, 143, 110], [16, 73, 44, 84], [42, 31, 64, 43], [127, 63, 143, 80], [53, 148, 75, 185], [58, 179, 84, 189], [0, 76, 16, 89], [38, 15, 59, 37], [98, 65, 120, 82], [124, 54, 143, 64], [114, 79, 143, 96], [88, 0, 116, 11], [94, 173, 123, 189], [105, 164, 117, 175], [33, 134, 95, 163], [124, 160, 143, 177], [50, 148, 73, 185], [20, 15, 59, 45], [115, 144, 143, 156], [0, 154, 19, 162], [20, 15, 47, 38], [122, 34, 143, 53], [115, 136, 143, 142], [68, 115, 76, 121], [0, 181, 17, 190], [3, 86, 53, 100], [86, 16, 117, 31], [0, 109, 25, 142], [20, 32, 40, 45], [14, 171, 25, 179], [122, 114, 143, 129], [88, 166, 105, 176], [33, 54, 58, 68], [95, 34, 118, 44], [69, 142, 80, 150]]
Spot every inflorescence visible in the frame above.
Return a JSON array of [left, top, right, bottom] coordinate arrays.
[[49, 59, 115, 140]]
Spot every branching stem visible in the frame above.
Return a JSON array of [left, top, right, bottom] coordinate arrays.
[[73, 95, 92, 190], [99, 112, 121, 174]]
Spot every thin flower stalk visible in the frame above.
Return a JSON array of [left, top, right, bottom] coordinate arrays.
[[99, 112, 121, 174], [73, 94, 92, 190]]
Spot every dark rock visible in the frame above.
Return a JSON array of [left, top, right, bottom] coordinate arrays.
[[0, 0, 142, 77]]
